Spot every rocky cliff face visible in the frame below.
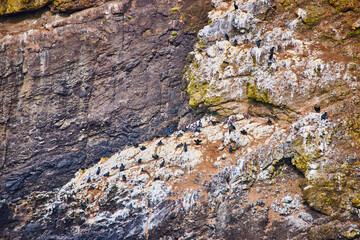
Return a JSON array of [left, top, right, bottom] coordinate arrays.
[[0, 0, 211, 200], [2, 0, 360, 239]]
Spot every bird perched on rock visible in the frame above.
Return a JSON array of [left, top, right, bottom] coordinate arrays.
[[96, 167, 100, 175], [268, 118, 272, 126], [195, 125, 201, 133], [314, 106, 320, 112], [321, 112, 327, 120], [120, 163, 125, 172], [89, 186, 95, 190], [234, 39, 238, 46], [225, 33, 229, 41], [270, 47, 275, 54], [256, 39, 261, 48], [133, 143, 139, 148], [229, 145, 233, 154], [103, 172, 110, 177], [229, 122, 236, 133], [177, 132, 183, 138], [157, 140, 163, 146], [241, 129, 247, 135], [80, 203, 86, 210], [111, 165, 118, 169], [122, 175, 127, 182], [246, 113, 251, 119], [127, 142, 132, 146], [152, 154, 159, 160], [154, 176, 161, 181], [269, 52, 274, 61], [140, 145, 146, 151], [194, 139, 202, 145], [87, 177, 91, 183], [211, 120, 220, 125], [234, 1, 238, 10], [137, 159, 142, 165], [176, 143, 184, 148], [184, 143, 188, 152], [182, 127, 189, 132], [141, 168, 148, 173], [160, 159, 165, 168]]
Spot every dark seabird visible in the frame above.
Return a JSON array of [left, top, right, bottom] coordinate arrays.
[[155, 135, 160, 139], [211, 120, 220, 126], [256, 39, 261, 48], [138, 159, 142, 165], [246, 113, 251, 119], [140, 145, 146, 151], [160, 159, 165, 168], [120, 163, 125, 172], [225, 33, 229, 41], [103, 172, 110, 177], [234, 39, 238, 46], [81, 203, 86, 210], [89, 186, 95, 190], [314, 106, 320, 112], [152, 154, 159, 160], [154, 176, 161, 181], [268, 118, 272, 126], [122, 175, 127, 182], [234, 1, 238, 10], [177, 132, 183, 138], [198, 120, 203, 128], [176, 143, 184, 148], [321, 112, 327, 120], [241, 129, 247, 135], [223, 61, 229, 65], [182, 127, 189, 132], [229, 145, 233, 154], [127, 142, 132, 146], [195, 126, 201, 133], [184, 143, 188, 152], [269, 52, 274, 61], [194, 139, 202, 145], [229, 122, 236, 134], [111, 165, 118, 169], [96, 167, 101, 175], [133, 143, 139, 148], [270, 47, 275, 54], [141, 168, 148, 173], [87, 177, 91, 183], [80, 167, 85, 171], [157, 140, 163, 146]]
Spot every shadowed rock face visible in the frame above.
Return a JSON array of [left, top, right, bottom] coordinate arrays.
[[0, 0, 212, 200]]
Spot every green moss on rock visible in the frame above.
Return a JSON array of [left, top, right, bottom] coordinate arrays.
[[302, 5, 326, 27], [247, 82, 271, 104], [0, 0, 51, 15]]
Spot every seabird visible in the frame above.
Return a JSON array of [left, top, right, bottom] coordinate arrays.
[[234, 39, 238, 46], [268, 118, 272, 126], [122, 175, 127, 182], [157, 140, 163, 146], [229, 145, 233, 154], [198, 120, 203, 128], [177, 132, 183, 138], [103, 172, 110, 177], [111, 165, 118, 169], [81, 203, 86, 210], [246, 113, 251, 119], [96, 167, 100, 175], [194, 139, 202, 145], [314, 106, 320, 112], [241, 129, 247, 135], [223, 61, 230, 65], [184, 143, 188, 152], [234, 1, 238, 10], [140, 145, 146, 151], [89, 186, 95, 190], [269, 52, 274, 61], [133, 143, 139, 148], [176, 143, 184, 148], [160, 159, 165, 168], [87, 177, 91, 183], [270, 47, 275, 54], [256, 39, 261, 48], [120, 163, 125, 172], [138, 159, 142, 165], [321, 112, 327, 120], [154, 176, 161, 181], [182, 127, 189, 132], [229, 123, 236, 133], [211, 120, 220, 126], [152, 154, 159, 160], [127, 142, 132, 146], [225, 33, 229, 41], [141, 168, 148, 173]]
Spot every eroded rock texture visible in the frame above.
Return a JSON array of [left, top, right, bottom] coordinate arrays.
[[0, 0, 211, 200]]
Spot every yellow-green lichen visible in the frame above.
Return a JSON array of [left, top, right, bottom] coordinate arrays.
[[246, 82, 271, 104], [302, 5, 326, 27], [328, 0, 360, 12], [0, 0, 51, 15]]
